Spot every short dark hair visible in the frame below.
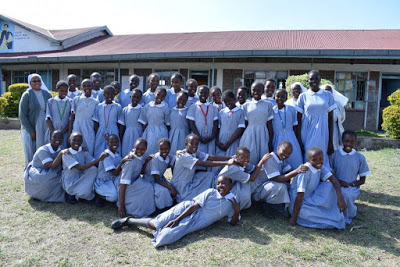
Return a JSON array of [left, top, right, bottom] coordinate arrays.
[[171, 72, 183, 81], [158, 138, 171, 147], [306, 146, 323, 159], [342, 130, 357, 140], [130, 88, 143, 97], [236, 146, 250, 156], [222, 90, 235, 101], [107, 134, 119, 142], [278, 140, 292, 149], [103, 85, 116, 94], [56, 80, 68, 90], [135, 138, 148, 147], [185, 133, 199, 143], [265, 79, 276, 85]]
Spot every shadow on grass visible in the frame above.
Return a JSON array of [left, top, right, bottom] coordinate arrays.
[[28, 192, 400, 256]]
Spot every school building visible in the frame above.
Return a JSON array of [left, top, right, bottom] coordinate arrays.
[[1, 13, 400, 131]]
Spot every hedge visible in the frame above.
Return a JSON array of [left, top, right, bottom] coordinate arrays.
[[382, 89, 400, 138], [3, 83, 29, 118], [285, 73, 333, 98]]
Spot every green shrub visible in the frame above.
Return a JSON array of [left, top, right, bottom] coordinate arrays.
[[285, 73, 333, 98], [382, 89, 400, 139], [387, 89, 400, 106], [3, 83, 29, 118], [0, 96, 7, 117]]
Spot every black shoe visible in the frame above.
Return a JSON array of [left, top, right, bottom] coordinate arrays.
[[111, 217, 132, 229], [65, 193, 78, 205], [95, 194, 106, 207], [261, 202, 275, 219]]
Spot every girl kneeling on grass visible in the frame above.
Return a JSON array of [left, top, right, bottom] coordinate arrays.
[[289, 147, 347, 229], [111, 175, 240, 248]]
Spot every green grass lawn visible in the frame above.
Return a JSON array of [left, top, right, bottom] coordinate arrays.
[[0, 130, 399, 266]]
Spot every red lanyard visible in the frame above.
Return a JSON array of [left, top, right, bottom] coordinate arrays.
[[103, 105, 113, 131], [199, 104, 209, 126]]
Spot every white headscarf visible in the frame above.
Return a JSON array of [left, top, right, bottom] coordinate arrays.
[[27, 73, 49, 91], [322, 84, 348, 107], [291, 82, 307, 94]]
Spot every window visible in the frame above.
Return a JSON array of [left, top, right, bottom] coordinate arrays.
[[335, 72, 368, 109], [12, 70, 31, 84], [81, 69, 115, 88], [190, 70, 209, 86], [243, 71, 288, 90], [154, 69, 179, 89]]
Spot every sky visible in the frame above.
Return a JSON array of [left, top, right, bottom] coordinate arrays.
[[2, 0, 400, 35]]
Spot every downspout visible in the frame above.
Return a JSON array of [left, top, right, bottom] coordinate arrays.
[[46, 63, 50, 89], [0, 64, 3, 96], [211, 58, 215, 86], [118, 61, 121, 82]]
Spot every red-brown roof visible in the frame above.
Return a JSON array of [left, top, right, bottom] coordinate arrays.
[[2, 30, 400, 61], [49, 26, 103, 40]]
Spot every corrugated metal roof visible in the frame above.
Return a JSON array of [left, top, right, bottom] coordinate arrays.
[[49, 26, 103, 40], [2, 30, 400, 61]]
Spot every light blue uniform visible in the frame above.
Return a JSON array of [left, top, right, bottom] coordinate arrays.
[[251, 152, 292, 205], [213, 103, 225, 112], [239, 99, 273, 165], [289, 162, 345, 229], [142, 153, 176, 209], [171, 151, 215, 203], [119, 104, 143, 157], [186, 95, 199, 108], [45, 97, 72, 147], [71, 95, 99, 156], [262, 96, 277, 107], [218, 163, 255, 210], [94, 149, 121, 202], [329, 149, 370, 224], [142, 89, 155, 106], [217, 106, 245, 157], [92, 102, 122, 158], [92, 89, 104, 103], [297, 89, 337, 168], [139, 102, 170, 157], [118, 89, 133, 108], [151, 189, 239, 247], [272, 105, 303, 169], [165, 88, 185, 109], [67, 90, 82, 99], [61, 147, 98, 201], [115, 153, 156, 217], [169, 107, 189, 156], [186, 102, 219, 156], [23, 144, 65, 202]]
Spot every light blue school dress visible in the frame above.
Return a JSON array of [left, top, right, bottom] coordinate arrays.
[[142, 89, 155, 106], [118, 89, 133, 108], [93, 102, 122, 158], [217, 106, 245, 157], [119, 104, 143, 157], [329, 149, 370, 224], [272, 105, 303, 169], [213, 103, 225, 112], [186, 102, 219, 155], [67, 90, 82, 99], [251, 152, 292, 205], [171, 151, 215, 203], [218, 163, 255, 210], [151, 189, 239, 247], [142, 153, 176, 209], [289, 162, 345, 229], [165, 88, 185, 109], [239, 99, 273, 165], [285, 98, 299, 108], [169, 107, 190, 156], [23, 144, 65, 202], [115, 153, 156, 217], [61, 147, 98, 201], [45, 97, 72, 147], [186, 95, 199, 108], [92, 89, 104, 103], [94, 149, 121, 202], [138, 102, 171, 157], [262, 96, 277, 107], [71, 95, 99, 156], [297, 89, 337, 168]]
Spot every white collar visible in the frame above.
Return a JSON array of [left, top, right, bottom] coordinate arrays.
[[54, 95, 67, 102], [195, 101, 210, 106], [156, 153, 170, 164], [124, 89, 131, 94], [339, 148, 356, 156], [251, 99, 261, 103], [68, 90, 80, 96], [105, 149, 118, 158], [273, 105, 286, 113], [188, 96, 197, 100], [128, 104, 141, 109], [129, 151, 143, 160], [145, 89, 155, 95], [101, 102, 115, 106], [82, 94, 94, 100], [217, 191, 236, 201], [305, 162, 320, 174], [268, 97, 275, 100], [149, 101, 165, 107], [169, 88, 183, 94], [46, 143, 61, 153], [173, 106, 188, 111], [271, 152, 282, 164], [308, 89, 323, 95], [69, 147, 82, 154], [224, 106, 240, 113]]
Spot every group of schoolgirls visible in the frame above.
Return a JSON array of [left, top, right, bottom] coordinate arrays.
[[23, 70, 370, 248]]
